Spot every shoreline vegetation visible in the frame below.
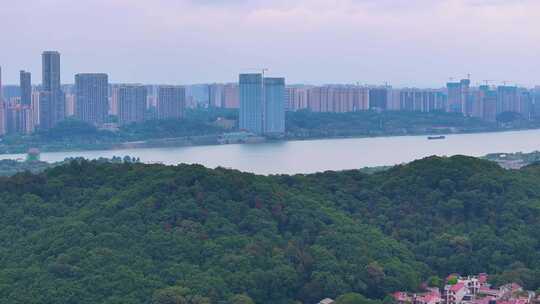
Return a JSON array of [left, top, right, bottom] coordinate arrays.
[[1, 109, 540, 155], [2, 151, 540, 177]]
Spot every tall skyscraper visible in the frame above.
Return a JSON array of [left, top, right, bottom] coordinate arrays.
[[157, 85, 185, 120], [263, 77, 285, 134], [75, 73, 109, 125], [239, 73, 286, 135], [20, 70, 32, 106], [239, 74, 264, 134], [118, 85, 147, 125], [40, 51, 65, 129]]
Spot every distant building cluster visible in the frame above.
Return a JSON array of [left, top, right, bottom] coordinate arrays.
[[209, 78, 540, 124], [283, 80, 538, 122], [2, 53, 540, 138], [0, 52, 187, 136], [394, 273, 535, 304]]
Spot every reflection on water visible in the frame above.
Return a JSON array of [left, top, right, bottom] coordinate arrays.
[[1, 129, 540, 175]]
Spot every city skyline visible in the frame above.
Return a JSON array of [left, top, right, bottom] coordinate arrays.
[[1, 1, 540, 86]]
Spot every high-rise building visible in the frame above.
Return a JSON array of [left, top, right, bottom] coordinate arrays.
[[20, 70, 32, 106], [40, 51, 65, 129], [446, 79, 470, 114], [0, 102, 5, 136], [223, 83, 239, 109], [518, 90, 532, 120], [483, 90, 498, 122], [75, 73, 109, 125], [497, 85, 519, 114], [110, 85, 123, 116], [118, 85, 147, 125], [263, 77, 285, 134], [157, 85, 185, 120], [239, 73, 286, 135], [0, 66, 3, 102], [397, 89, 447, 112], [0, 66, 5, 136], [286, 87, 309, 111], [369, 87, 391, 110], [533, 86, 540, 119], [65, 93, 76, 117], [388, 89, 402, 111], [6, 104, 34, 134], [31, 91, 40, 126], [306, 85, 369, 113], [239, 74, 264, 134], [208, 84, 224, 108]]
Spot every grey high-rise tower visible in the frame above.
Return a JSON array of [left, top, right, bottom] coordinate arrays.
[[75, 73, 109, 125], [263, 77, 285, 134], [157, 86, 185, 120], [20, 71, 32, 106], [118, 85, 147, 125], [40, 51, 65, 129], [239, 73, 264, 134], [239, 73, 285, 135]]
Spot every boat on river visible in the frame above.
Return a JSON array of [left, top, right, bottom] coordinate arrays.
[[427, 135, 446, 140]]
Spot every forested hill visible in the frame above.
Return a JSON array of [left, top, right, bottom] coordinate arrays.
[[1, 156, 540, 304]]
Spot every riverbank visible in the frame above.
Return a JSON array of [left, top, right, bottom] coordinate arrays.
[[1, 124, 538, 156], [4, 128, 540, 175], [4, 147, 540, 177]]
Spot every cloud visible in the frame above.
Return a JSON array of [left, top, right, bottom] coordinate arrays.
[[0, 0, 539, 86]]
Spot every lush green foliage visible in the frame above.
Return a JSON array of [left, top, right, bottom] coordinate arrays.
[[0, 159, 53, 176], [0, 109, 235, 153], [285, 110, 540, 138], [1, 156, 540, 303], [3, 108, 540, 154]]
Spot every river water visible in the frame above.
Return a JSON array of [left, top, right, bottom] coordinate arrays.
[[1, 130, 540, 174]]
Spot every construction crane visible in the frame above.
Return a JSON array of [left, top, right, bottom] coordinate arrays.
[[243, 68, 269, 77]]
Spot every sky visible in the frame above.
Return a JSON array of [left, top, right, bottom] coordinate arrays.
[[1, 0, 539, 87]]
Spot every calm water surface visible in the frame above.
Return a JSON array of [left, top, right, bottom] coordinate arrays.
[[2, 130, 540, 175]]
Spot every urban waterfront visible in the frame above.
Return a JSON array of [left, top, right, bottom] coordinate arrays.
[[2, 129, 540, 174]]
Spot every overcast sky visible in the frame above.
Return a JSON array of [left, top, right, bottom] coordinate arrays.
[[1, 0, 539, 87]]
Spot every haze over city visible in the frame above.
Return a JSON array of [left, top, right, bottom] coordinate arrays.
[[1, 0, 539, 86]]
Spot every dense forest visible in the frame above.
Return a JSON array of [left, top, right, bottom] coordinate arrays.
[[1, 156, 540, 303]]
